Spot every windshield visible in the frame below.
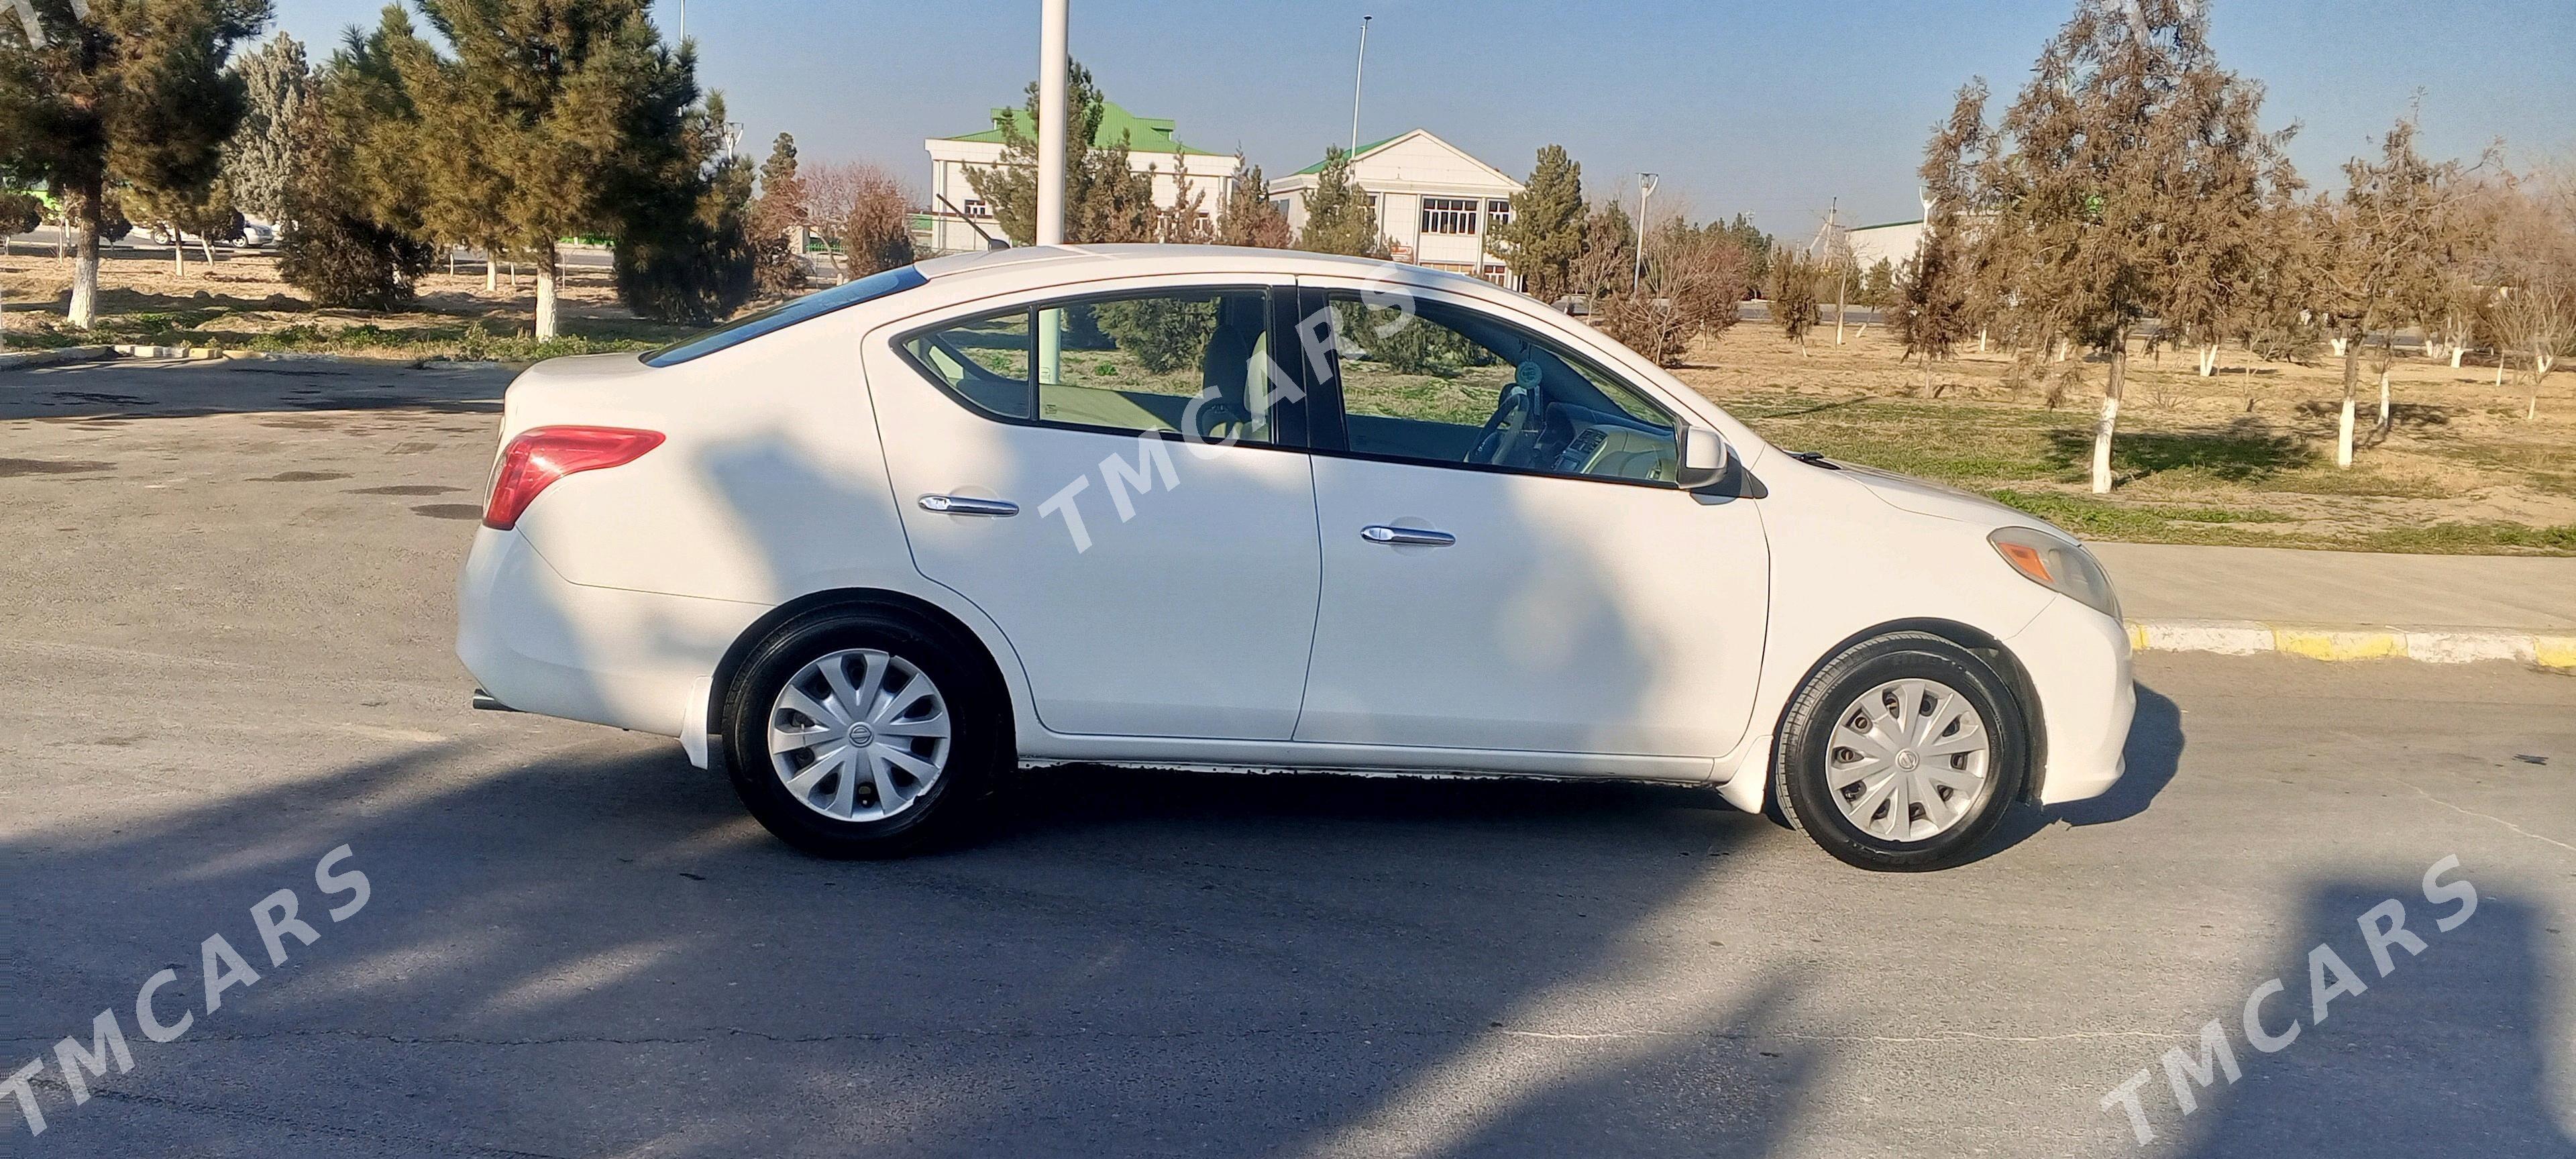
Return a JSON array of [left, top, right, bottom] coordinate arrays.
[[643, 265, 929, 368]]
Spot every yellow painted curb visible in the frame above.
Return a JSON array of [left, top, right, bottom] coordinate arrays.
[[2536, 636, 2576, 671], [2126, 622, 2149, 652], [2273, 628, 2407, 662]]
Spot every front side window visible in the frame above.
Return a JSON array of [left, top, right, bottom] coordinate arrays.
[[1324, 292, 1677, 485], [902, 288, 1290, 446]]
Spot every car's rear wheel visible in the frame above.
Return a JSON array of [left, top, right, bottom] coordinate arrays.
[[721, 607, 1007, 857], [1773, 632, 2029, 871]]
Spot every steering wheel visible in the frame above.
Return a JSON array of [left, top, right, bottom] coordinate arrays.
[[1468, 384, 1532, 465]]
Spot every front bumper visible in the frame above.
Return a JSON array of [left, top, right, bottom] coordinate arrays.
[[2005, 594, 2137, 805]]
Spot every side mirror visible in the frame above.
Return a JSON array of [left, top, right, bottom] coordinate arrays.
[[1676, 425, 1731, 490]]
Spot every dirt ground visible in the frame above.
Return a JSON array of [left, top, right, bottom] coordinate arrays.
[[1673, 319, 2576, 554], [0, 244, 682, 357]]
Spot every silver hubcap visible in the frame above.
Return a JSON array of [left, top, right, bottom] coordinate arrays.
[[767, 649, 951, 822], [1826, 678, 1990, 842]]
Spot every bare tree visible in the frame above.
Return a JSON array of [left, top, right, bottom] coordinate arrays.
[[2485, 166, 2576, 417], [1594, 223, 1750, 367], [841, 165, 916, 279]]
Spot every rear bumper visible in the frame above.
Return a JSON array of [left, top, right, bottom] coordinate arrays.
[[2006, 595, 2136, 805], [455, 528, 767, 740]]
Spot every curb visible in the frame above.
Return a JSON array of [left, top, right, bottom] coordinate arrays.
[[2127, 619, 2576, 670], [0, 345, 113, 370]]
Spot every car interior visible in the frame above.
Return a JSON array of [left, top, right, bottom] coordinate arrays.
[[901, 288, 1678, 484]]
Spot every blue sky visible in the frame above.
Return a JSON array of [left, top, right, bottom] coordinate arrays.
[[270, 0, 2572, 234]]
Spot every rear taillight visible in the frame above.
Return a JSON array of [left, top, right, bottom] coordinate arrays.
[[482, 426, 665, 531]]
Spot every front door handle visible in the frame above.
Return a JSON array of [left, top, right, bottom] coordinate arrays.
[[1360, 525, 1455, 546], [920, 494, 1020, 517]]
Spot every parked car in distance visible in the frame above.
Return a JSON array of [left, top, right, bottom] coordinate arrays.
[[456, 245, 2134, 871]]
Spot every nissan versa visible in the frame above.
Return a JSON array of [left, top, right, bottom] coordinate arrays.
[[456, 245, 2134, 871]]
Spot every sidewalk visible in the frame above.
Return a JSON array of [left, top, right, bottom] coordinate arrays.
[[2088, 541, 2575, 667]]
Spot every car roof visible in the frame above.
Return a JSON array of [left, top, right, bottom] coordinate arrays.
[[915, 243, 1505, 296]]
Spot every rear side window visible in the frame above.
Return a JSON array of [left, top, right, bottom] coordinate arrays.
[[644, 265, 928, 368], [900, 288, 1293, 447]]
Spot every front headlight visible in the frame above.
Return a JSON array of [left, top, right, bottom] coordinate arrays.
[[1988, 527, 2121, 620]]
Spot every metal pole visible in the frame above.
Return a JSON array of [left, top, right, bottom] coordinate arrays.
[[674, 0, 682, 42], [1036, 0, 1069, 384], [1632, 172, 1657, 295], [1350, 15, 1371, 154], [1036, 0, 1069, 247]]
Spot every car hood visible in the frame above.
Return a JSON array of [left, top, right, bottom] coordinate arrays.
[[1835, 462, 2037, 529]]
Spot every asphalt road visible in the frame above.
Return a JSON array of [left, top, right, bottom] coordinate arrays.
[[4, 359, 2573, 1158]]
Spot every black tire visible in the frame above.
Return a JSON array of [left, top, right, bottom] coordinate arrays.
[[720, 606, 1010, 858], [1772, 632, 2029, 872]]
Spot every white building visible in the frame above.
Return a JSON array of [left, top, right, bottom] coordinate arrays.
[[1267, 129, 1525, 285], [921, 102, 1242, 254], [1841, 219, 1926, 272]]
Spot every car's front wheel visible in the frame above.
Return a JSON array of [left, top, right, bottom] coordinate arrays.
[[720, 608, 1008, 857], [1773, 632, 2029, 871]]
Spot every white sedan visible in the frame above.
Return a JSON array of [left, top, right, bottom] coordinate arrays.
[[457, 245, 2133, 871]]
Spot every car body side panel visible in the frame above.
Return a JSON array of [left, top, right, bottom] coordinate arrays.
[[1706, 448, 2070, 808]]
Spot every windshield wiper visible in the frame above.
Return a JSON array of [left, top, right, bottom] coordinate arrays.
[[1786, 450, 1841, 470]]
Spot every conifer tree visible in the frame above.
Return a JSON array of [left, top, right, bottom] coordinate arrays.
[[1491, 144, 1585, 302], [390, 0, 704, 338], [0, 0, 271, 327], [278, 25, 433, 309], [223, 32, 309, 225], [2311, 117, 2471, 463], [1214, 160, 1290, 248], [1295, 146, 1383, 258], [967, 60, 1155, 245]]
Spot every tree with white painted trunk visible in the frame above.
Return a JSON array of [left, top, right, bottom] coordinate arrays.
[[2482, 164, 2576, 421], [2308, 118, 2473, 467], [1969, 0, 2287, 492], [0, 0, 269, 329], [383, 0, 700, 340]]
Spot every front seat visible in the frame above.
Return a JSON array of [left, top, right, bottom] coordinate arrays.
[[1191, 296, 1268, 443]]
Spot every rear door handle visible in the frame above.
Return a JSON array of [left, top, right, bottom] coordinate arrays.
[[1360, 525, 1455, 546], [920, 494, 1020, 516]]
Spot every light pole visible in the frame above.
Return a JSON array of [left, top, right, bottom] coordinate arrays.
[[1350, 15, 1371, 154], [1632, 172, 1658, 294], [1035, 0, 1069, 384]]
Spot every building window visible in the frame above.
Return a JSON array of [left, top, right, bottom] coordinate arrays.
[[1271, 198, 1291, 215], [963, 199, 992, 219], [1421, 197, 1479, 235], [1486, 199, 1514, 228]]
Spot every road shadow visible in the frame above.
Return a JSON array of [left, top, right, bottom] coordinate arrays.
[[0, 359, 510, 421], [3, 732, 1831, 1157], [2161, 886, 2571, 1156]]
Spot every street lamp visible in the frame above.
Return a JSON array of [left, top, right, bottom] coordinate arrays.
[[1633, 172, 1658, 294]]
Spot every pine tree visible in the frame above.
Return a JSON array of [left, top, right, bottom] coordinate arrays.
[[966, 60, 1156, 245], [1214, 160, 1290, 247], [0, 0, 272, 327], [391, 0, 705, 338], [223, 32, 308, 225], [278, 26, 433, 309], [1770, 248, 1822, 351], [1295, 146, 1383, 258], [1491, 144, 1585, 303], [607, 91, 755, 325]]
